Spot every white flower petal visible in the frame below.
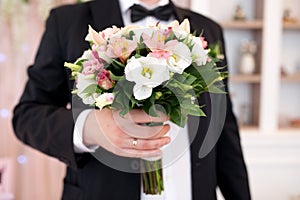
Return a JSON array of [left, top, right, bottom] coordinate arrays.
[[167, 42, 192, 74], [95, 93, 114, 109], [125, 57, 169, 85], [132, 27, 155, 41], [133, 84, 152, 100], [98, 51, 113, 64], [85, 25, 105, 46], [76, 73, 97, 104], [80, 50, 93, 61], [179, 19, 190, 34], [125, 57, 170, 100], [125, 57, 142, 82], [166, 20, 180, 29], [192, 42, 208, 66], [82, 95, 96, 105]]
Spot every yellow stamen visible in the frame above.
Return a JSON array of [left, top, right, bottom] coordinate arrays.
[[142, 67, 153, 79]]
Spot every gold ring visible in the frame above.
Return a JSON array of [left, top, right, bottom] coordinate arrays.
[[132, 138, 138, 148]]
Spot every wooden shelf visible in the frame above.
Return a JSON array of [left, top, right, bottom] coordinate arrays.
[[220, 20, 300, 30], [281, 73, 300, 82], [278, 127, 300, 132], [240, 125, 259, 131], [230, 74, 261, 83], [221, 20, 263, 30], [283, 22, 300, 30]]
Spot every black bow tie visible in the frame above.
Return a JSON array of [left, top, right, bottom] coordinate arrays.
[[130, 4, 174, 23]]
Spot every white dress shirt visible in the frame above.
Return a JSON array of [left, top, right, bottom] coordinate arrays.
[[73, 1, 192, 199]]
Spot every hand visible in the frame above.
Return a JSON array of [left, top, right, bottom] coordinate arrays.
[[83, 108, 170, 158]]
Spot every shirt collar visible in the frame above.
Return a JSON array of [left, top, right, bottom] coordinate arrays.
[[119, 0, 170, 14]]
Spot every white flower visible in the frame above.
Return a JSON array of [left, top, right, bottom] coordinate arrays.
[[131, 27, 155, 42], [95, 93, 114, 110], [164, 19, 190, 33], [120, 25, 143, 35], [166, 42, 192, 74], [102, 26, 120, 39], [179, 19, 190, 34], [77, 73, 97, 104], [125, 57, 170, 100], [166, 19, 190, 38], [80, 49, 94, 60], [165, 20, 180, 29], [192, 37, 209, 66], [98, 51, 113, 64], [85, 25, 106, 46]]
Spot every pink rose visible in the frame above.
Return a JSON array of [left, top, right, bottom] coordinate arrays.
[[82, 58, 103, 75], [97, 70, 114, 90]]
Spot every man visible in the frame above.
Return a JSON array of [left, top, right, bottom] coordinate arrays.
[[12, 0, 251, 199]]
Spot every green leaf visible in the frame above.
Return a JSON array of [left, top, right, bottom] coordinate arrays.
[[119, 108, 130, 117], [140, 122, 164, 127], [170, 108, 186, 127], [182, 72, 197, 85], [160, 102, 173, 116], [123, 82, 135, 99], [109, 71, 123, 81], [112, 59, 125, 67], [64, 62, 81, 72], [165, 31, 176, 43], [107, 59, 125, 76], [183, 104, 206, 117], [128, 30, 135, 40], [80, 84, 100, 94], [207, 85, 226, 94], [168, 79, 193, 92], [208, 41, 223, 59], [112, 91, 130, 112], [142, 93, 160, 117], [75, 59, 86, 66]]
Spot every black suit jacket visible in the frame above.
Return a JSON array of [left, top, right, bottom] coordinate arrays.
[[12, 0, 251, 199]]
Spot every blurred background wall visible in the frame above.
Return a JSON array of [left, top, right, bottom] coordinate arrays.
[[0, 0, 299, 200]]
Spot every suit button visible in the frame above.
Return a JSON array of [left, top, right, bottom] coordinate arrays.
[[194, 162, 201, 168]]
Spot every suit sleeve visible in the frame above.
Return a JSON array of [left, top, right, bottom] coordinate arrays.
[[12, 9, 79, 169], [215, 26, 252, 199]]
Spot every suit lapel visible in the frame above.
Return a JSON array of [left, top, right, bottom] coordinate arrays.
[[170, 0, 188, 22], [88, 0, 124, 31]]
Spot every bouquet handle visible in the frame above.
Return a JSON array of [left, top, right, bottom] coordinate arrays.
[[140, 158, 164, 195]]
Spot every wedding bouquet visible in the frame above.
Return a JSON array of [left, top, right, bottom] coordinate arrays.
[[65, 19, 227, 195]]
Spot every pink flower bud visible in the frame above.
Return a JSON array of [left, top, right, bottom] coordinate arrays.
[[105, 93, 114, 101], [97, 70, 114, 90], [200, 37, 208, 49], [163, 27, 172, 38]]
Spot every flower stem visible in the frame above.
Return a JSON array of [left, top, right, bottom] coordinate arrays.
[[141, 159, 164, 195]]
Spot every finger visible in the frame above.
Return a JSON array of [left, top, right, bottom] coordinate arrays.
[[118, 109, 169, 124], [112, 116, 170, 139], [122, 136, 170, 150], [130, 123, 170, 139], [120, 148, 162, 158], [147, 124, 170, 139]]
